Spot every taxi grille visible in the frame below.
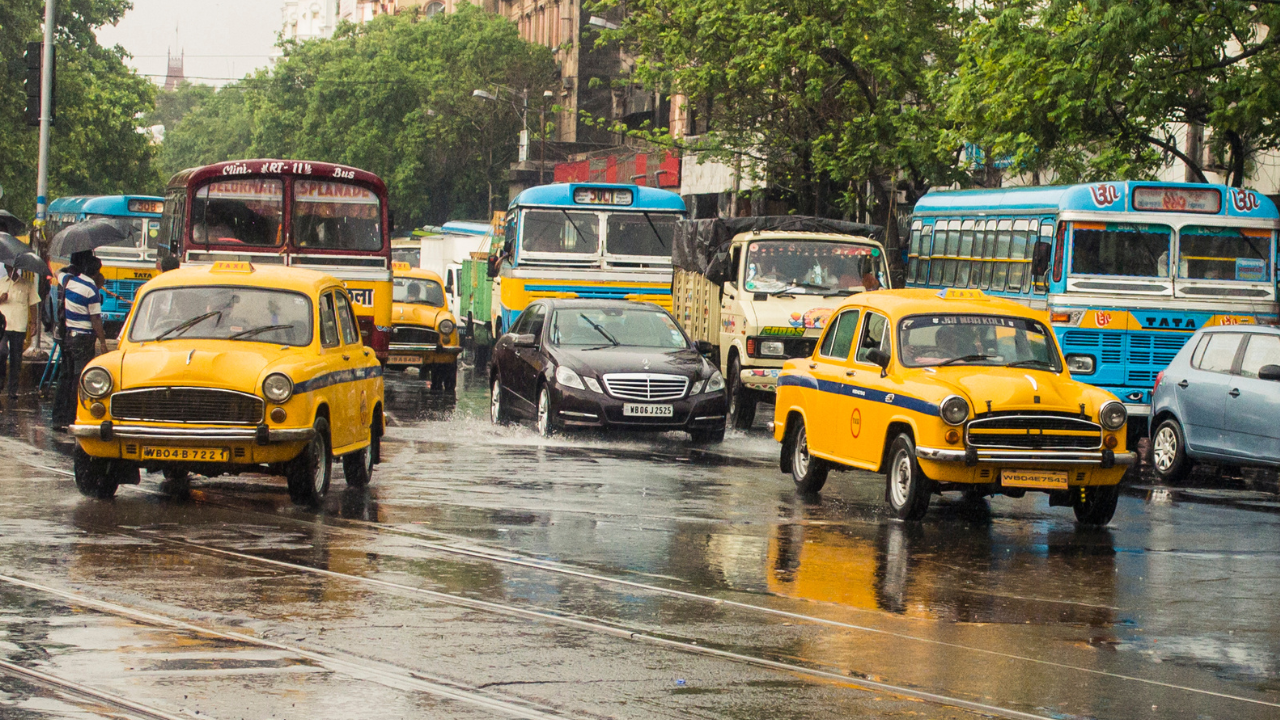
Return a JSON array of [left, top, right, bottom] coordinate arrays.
[[393, 326, 438, 345], [602, 373, 689, 401], [110, 388, 264, 425], [965, 414, 1101, 450]]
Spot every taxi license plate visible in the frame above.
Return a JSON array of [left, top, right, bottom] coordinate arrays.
[[141, 447, 230, 463], [623, 404, 674, 417], [1001, 469, 1069, 490], [389, 354, 422, 365]]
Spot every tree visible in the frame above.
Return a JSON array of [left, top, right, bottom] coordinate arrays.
[[0, 0, 157, 221], [591, 0, 969, 239], [145, 80, 215, 135], [949, 0, 1280, 187]]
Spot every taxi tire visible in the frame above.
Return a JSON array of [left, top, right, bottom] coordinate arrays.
[[886, 434, 930, 521], [342, 424, 379, 488], [1072, 484, 1120, 526], [789, 420, 828, 494], [73, 446, 120, 499], [727, 356, 756, 430], [287, 417, 332, 505], [1151, 418, 1194, 485]]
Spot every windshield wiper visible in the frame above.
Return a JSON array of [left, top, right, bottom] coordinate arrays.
[[154, 311, 221, 341], [1006, 359, 1055, 369], [642, 213, 668, 249], [771, 281, 832, 295], [561, 210, 591, 249], [934, 354, 997, 367], [229, 324, 293, 340], [578, 315, 619, 346]]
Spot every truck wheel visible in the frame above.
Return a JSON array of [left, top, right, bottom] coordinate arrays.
[[886, 434, 930, 520], [73, 446, 120, 499], [1151, 418, 1194, 484], [727, 356, 756, 430], [286, 417, 332, 505], [788, 419, 828, 494], [1073, 484, 1119, 526]]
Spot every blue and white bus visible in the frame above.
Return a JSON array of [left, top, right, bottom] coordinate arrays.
[[46, 195, 165, 327], [489, 183, 686, 333], [909, 182, 1278, 437]]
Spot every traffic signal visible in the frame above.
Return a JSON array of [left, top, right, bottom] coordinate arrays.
[[22, 41, 55, 127]]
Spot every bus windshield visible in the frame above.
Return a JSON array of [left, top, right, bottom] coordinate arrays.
[[898, 314, 1060, 371], [522, 210, 599, 254], [88, 215, 156, 251], [1071, 223, 1171, 277], [130, 287, 313, 346], [551, 307, 689, 349], [293, 180, 382, 251], [606, 213, 677, 257], [1178, 226, 1271, 282], [744, 240, 883, 295], [394, 277, 444, 307], [192, 179, 284, 247]]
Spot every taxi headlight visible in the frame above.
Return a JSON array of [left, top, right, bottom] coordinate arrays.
[[1099, 401, 1127, 431], [554, 365, 585, 390], [81, 367, 113, 399], [705, 371, 726, 393], [263, 373, 294, 403], [940, 395, 969, 426], [438, 319, 456, 337]]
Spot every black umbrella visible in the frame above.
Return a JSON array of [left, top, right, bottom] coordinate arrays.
[[49, 217, 133, 258], [0, 211, 23, 236], [0, 233, 49, 277]]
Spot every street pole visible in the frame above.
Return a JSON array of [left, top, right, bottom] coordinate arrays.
[[34, 0, 55, 238], [518, 88, 529, 164]]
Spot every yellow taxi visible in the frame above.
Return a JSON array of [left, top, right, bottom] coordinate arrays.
[[70, 262, 385, 505], [772, 289, 1134, 525], [388, 262, 460, 393]]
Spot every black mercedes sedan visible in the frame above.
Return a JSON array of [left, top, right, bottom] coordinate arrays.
[[490, 299, 728, 442]]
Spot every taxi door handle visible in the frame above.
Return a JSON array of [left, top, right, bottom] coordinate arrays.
[[845, 370, 856, 376], [1177, 380, 1189, 389], [808, 362, 817, 369], [343, 354, 351, 361], [1229, 388, 1240, 398]]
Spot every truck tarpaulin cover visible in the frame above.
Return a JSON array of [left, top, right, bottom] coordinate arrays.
[[672, 216, 883, 284]]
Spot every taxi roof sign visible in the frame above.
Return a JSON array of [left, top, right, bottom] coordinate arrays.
[[392, 261, 411, 272], [211, 261, 254, 274], [938, 288, 987, 300]]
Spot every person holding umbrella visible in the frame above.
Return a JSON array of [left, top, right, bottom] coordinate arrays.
[[51, 251, 107, 429], [0, 232, 49, 402]]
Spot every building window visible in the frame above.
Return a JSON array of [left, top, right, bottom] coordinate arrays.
[[425, 2, 445, 16]]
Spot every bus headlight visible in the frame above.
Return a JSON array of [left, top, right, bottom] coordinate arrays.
[[940, 395, 969, 426], [263, 373, 294, 404], [81, 367, 113, 399], [1066, 354, 1095, 375], [1099, 401, 1127, 431], [438, 319, 455, 337]]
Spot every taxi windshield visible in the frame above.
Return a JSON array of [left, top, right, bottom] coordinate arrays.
[[394, 277, 444, 307], [744, 240, 882, 295], [550, 307, 689, 349], [130, 287, 313, 346], [898, 313, 1061, 371]]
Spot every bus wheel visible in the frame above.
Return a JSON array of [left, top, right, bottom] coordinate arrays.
[[727, 356, 756, 430]]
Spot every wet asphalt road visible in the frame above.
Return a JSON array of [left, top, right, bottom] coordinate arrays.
[[0, 367, 1276, 719]]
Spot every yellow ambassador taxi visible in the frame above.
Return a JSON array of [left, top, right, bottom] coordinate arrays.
[[773, 289, 1135, 526], [70, 262, 385, 505], [387, 263, 460, 393]]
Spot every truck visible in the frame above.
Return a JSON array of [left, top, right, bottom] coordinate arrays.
[[671, 216, 889, 429]]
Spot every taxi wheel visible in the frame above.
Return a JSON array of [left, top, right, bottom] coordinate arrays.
[[287, 417, 332, 505], [789, 420, 828, 494], [491, 376, 512, 425], [73, 446, 119, 499], [1072, 484, 1120, 526], [886, 434, 930, 521], [727, 357, 756, 430], [342, 423, 379, 488], [1151, 418, 1194, 484]]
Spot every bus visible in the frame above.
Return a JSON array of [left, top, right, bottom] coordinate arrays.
[[909, 181, 1279, 439], [46, 195, 165, 329], [160, 160, 393, 360], [489, 183, 686, 333]]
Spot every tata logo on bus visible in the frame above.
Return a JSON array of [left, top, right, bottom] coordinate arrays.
[[347, 288, 374, 307], [1089, 184, 1120, 207], [1230, 189, 1261, 213], [1140, 315, 1198, 329]]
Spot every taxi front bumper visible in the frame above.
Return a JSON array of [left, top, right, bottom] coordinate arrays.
[[916, 446, 1137, 467], [388, 343, 462, 355], [70, 423, 315, 444]]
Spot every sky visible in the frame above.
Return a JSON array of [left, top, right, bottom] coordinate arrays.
[[96, 0, 287, 87]]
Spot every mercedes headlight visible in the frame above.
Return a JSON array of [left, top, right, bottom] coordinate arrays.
[[705, 371, 726, 393], [940, 395, 970, 426], [1099, 401, 1127, 431], [80, 367, 113, 399], [438, 318, 456, 336], [262, 373, 294, 404], [554, 365, 585, 390]]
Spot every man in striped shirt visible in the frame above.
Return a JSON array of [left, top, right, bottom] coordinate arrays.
[[52, 253, 108, 429]]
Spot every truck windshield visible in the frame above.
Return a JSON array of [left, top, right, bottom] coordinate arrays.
[[606, 213, 677, 257], [130, 287, 313, 346], [550, 307, 689, 350], [1178, 226, 1272, 282], [898, 314, 1060, 371], [394, 277, 444, 307], [744, 240, 882, 294], [1071, 223, 1170, 277]]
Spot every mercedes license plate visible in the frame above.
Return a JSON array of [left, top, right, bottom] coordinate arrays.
[[623, 404, 674, 417], [1001, 469, 1069, 490], [141, 446, 230, 463], [389, 354, 422, 365]]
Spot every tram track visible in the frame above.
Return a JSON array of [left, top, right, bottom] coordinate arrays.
[[0, 656, 193, 720]]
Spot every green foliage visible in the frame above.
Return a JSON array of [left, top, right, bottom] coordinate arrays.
[[145, 80, 215, 132], [950, 0, 1280, 187], [159, 6, 558, 227], [0, 0, 157, 222]]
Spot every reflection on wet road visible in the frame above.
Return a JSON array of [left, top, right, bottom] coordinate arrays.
[[0, 370, 1277, 719]]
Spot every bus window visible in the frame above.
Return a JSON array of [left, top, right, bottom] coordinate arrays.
[[979, 220, 998, 289], [907, 222, 922, 283], [1007, 220, 1030, 292], [991, 220, 1013, 291], [192, 179, 284, 247], [956, 220, 975, 287], [915, 225, 933, 284], [1034, 222, 1054, 294], [1071, 223, 1171, 277], [606, 213, 677, 257], [928, 221, 947, 285], [293, 180, 382, 251], [159, 192, 186, 258], [522, 210, 599, 255], [942, 220, 961, 286], [1178, 226, 1271, 282]]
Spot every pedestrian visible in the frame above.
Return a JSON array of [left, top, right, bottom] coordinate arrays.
[[52, 252, 108, 430], [0, 262, 40, 400]]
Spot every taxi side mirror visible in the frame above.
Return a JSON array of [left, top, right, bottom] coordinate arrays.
[[513, 333, 537, 348], [1031, 240, 1052, 277], [866, 348, 891, 376], [1259, 364, 1280, 381]]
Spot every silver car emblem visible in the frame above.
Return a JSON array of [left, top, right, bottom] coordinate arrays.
[[642, 358, 650, 370]]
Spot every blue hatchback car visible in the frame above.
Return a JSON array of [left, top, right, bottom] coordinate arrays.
[[1150, 325, 1280, 481]]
